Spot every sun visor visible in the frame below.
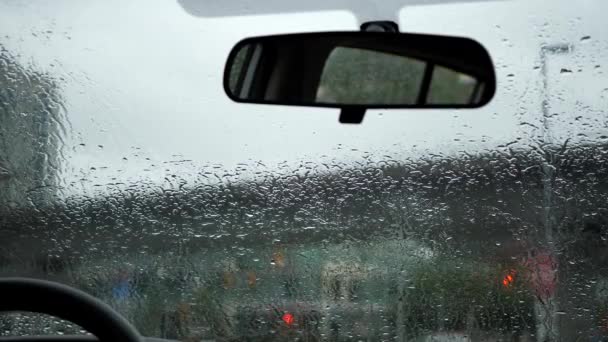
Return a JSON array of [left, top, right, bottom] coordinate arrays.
[[178, 0, 509, 21]]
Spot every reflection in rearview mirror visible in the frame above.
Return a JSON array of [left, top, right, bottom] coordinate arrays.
[[224, 32, 495, 114]]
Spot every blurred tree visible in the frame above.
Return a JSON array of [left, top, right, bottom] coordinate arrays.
[[0, 45, 63, 209]]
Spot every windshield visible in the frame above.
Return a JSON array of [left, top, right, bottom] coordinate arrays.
[[1, 0, 608, 341]]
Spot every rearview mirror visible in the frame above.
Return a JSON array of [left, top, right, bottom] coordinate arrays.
[[224, 32, 496, 123]]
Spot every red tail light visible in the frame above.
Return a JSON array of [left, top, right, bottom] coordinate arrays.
[[282, 312, 295, 325], [502, 269, 517, 288]]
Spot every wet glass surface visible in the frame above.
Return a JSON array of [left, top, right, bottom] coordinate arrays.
[[1, 0, 608, 341]]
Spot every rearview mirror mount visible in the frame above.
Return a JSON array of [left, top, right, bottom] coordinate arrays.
[[224, 29, 495, 123]]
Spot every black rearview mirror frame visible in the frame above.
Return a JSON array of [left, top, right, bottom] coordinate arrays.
[[223, 31, 496, 123]]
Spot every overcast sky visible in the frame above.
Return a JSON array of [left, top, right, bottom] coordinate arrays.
[[0, 0, 606, 197]]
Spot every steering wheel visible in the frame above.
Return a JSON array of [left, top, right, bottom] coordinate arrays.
[[0, 278, 141, 342]]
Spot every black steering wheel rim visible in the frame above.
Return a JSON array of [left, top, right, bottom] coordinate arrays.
[[0, 278, 141, 342]]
